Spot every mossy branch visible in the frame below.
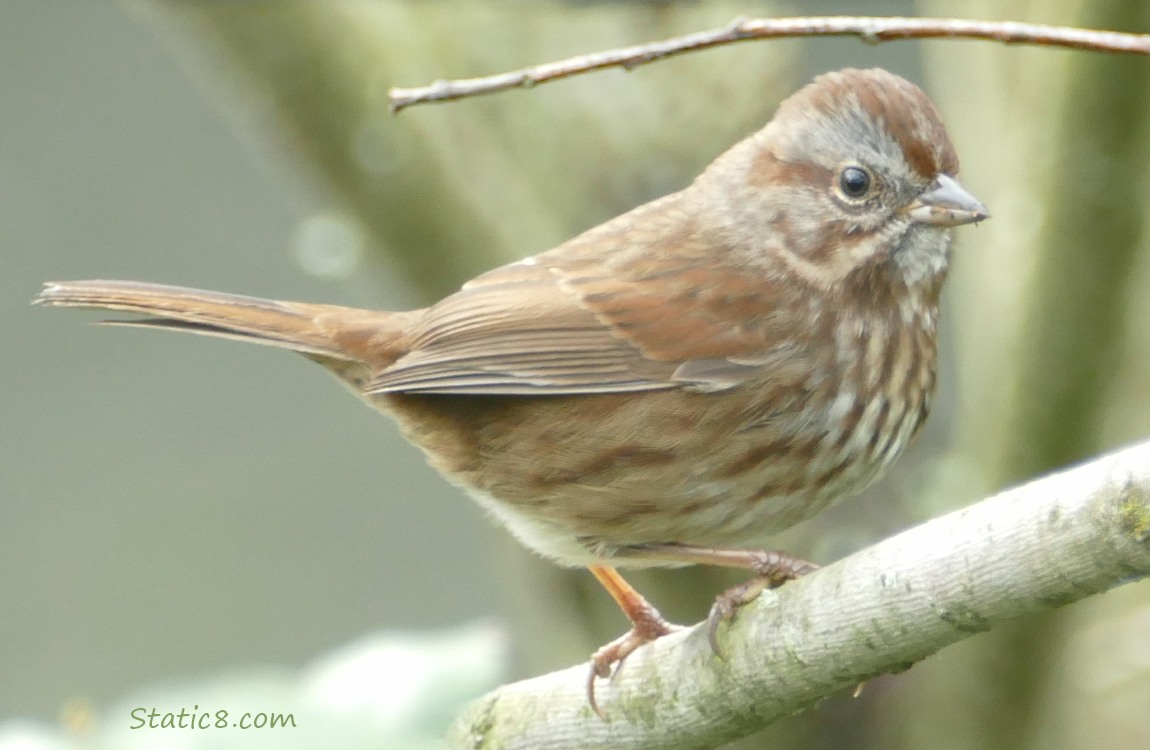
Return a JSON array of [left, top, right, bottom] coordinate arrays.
[[449, 439, 1150, 750]]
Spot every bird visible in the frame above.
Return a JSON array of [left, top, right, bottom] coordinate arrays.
[[35, 67, 987, 714]]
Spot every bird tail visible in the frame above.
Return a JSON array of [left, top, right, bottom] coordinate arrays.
[[34, 280, 409, 371]]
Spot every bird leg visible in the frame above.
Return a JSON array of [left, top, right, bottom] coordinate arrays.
[[586, 564, 682, 717], [616, 543, 819, 655]]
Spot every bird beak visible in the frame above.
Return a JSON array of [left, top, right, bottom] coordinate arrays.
[[904, 174, 989, 227]]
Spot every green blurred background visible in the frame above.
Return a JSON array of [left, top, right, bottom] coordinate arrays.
[[3, 1, 1149, 748]]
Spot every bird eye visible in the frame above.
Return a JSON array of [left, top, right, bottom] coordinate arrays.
[[838, 166, 872, 199]]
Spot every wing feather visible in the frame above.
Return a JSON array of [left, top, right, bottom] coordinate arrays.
[[367, 194, 808, 396]]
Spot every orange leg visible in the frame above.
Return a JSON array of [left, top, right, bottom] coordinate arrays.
[[586, 565, 681, 717]]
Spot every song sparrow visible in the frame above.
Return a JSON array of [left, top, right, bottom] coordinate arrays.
[[36, 68, 986, 714]]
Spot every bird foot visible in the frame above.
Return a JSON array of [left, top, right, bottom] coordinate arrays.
[[587, 614, 682, 718], [707, 551, 820, 655]]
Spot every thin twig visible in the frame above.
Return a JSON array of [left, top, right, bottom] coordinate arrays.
[[389, 16, 1150, 112]]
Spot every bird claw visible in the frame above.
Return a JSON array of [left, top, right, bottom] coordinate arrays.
[[707, 555, 821, 656], [587, 620, 682, 718], [706, 577, 769, 657]]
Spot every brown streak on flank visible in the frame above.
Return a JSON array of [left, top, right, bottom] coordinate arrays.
[[751, 477, 810, 500], [867, 397, 893, 455], [715, 440, 789, 479], [832, 396, 867, 451], [878, 332, 901, 401], [721, 433, 824, 481], [908, 397, 931, 441], [574, 446, 678, 480], [673, 499, 708, 519], [904, 327, 922, 397], [876, 403, 911, 462], [815, 455, 855, 489]]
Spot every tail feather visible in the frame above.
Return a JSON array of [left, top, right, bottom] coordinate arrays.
[[34, 280, 404, 367]]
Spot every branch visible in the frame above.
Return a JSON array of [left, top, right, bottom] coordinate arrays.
[[447, 440, 1150, 750], [390, 16, 1150, 112]]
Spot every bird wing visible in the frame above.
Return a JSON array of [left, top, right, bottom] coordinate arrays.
[[366, 196, 807, 396]]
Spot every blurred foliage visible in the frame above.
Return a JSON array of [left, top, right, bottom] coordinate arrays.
[[134, 1, 795, 300], [0, 623, 504, 750]]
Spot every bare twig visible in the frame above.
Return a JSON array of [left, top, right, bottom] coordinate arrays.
[[389, 16, 1150, 112], [448, 439, 1150, 750]]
